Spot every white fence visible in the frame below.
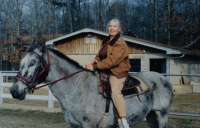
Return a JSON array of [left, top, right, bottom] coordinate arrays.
[[0, 71, 200, 117], [0, 71, 57, 108]]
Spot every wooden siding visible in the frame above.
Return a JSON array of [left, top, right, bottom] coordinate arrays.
[[54, 33, 166, 55], [54, 33, 105, 55], [127, 42, 166, 54]]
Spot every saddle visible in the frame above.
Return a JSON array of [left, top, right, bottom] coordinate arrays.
[[99, 72, 142, 99]]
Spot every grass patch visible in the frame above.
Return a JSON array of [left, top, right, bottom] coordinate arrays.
[[179, 119, 192, 125], [172, 94, 200, 104], [143, 123, 148, 126], [0, 109, 21, 112], [181, 104, 190, 106], [171, 94, 200, 114], [0, 109, 65, 123]]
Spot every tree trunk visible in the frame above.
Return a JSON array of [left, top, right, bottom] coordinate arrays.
[[149, 0, 153, 41], [48, 1, 51, 40], [9, 3, 13, 70], [197, 0, 200, 50], [115, 0, 119, 17], [0, 11, 2, 70], [72, 0, 75, 31], [99, 0, 102, 30], [154, 0, 157, 42], [103, 0, 109, 31], [16, 0, 20, 37], [168, 0, 171, 45], [31, 12, 34, 42], [53, 4, 58, 38], [78, 0, 82, 29], [67, 0, 73, 33]]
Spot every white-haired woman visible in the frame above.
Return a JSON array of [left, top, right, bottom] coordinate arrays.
[[86, 19, 131, 128]]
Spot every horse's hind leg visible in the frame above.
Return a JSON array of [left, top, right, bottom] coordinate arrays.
[[146, 110, 169, 128]]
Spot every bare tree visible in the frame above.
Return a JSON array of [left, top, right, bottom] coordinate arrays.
[[154, 0, 158, 42]]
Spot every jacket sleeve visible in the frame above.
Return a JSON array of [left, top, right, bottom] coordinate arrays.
[[93, 42, 126, 70], [94, 53, 101, 62]]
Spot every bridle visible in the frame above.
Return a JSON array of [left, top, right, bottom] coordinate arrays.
[[15, 49, 87, 93], [15, 50, 50, 93]]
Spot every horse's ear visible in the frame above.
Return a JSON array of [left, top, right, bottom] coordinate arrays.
[[27, 40, 37, 52], [38, 41, 46, 52], [32, 40, 36, 46]]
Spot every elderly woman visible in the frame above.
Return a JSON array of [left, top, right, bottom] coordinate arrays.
[[86, 19, 131, 128]]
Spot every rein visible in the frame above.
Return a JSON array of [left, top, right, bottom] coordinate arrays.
[[32, 68, 88, 91]]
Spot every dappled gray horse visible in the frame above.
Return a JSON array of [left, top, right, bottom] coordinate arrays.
[[10, 42, 174, 128]]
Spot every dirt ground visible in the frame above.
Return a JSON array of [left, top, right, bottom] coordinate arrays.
[[1, 87, 200, 128], [0, 108, 200, 128], [0, 109, 68, 128]]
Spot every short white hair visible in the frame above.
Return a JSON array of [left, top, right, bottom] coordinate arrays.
[[106, 18, 123, 34]]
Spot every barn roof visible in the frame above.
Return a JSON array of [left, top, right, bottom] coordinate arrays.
[[45, 28, 190, 54]]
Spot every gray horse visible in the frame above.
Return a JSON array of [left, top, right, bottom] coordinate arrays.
[[10, 42, 174, 128]]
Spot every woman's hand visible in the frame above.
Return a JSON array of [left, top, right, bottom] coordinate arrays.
[[85, 64, 94, 70], [91, 59, 98, 64]]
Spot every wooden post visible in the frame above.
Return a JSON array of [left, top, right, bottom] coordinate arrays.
[[48, 89, 54, 108], [0, 72, 3, 104]]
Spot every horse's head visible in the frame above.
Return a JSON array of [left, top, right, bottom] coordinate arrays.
[[10, 41, 49, 100]]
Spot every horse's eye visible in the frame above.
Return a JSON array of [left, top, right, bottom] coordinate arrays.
[[29, 61, 35, 67], [20, 65, 24, 70]]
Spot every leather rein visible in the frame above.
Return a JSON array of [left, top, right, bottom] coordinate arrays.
[[15, 50, 87, 93]]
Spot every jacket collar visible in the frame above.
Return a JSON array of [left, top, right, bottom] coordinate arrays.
[[102, 33, 120, 46]]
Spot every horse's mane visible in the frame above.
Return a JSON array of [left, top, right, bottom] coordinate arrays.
[[27, 45, 39, 52], [48, 48, 84, 69], [27, 44, 94, 73]]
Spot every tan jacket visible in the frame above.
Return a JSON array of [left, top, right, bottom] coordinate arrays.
[[93, 34, 131, 78]]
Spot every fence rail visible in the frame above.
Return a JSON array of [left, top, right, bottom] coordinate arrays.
[[0, 71, 57, 108], [0, 71, 200, 117]]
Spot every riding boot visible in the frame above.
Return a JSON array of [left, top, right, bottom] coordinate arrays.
[[117, 118, 130, 128]]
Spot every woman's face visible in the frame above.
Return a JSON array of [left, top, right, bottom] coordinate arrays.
[[108, 21, 120, 37]]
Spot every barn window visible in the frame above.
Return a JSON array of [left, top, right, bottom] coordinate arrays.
[[129, 59, 141, 72], [86, 36, 90, 44], [92, 35, 96, 43]]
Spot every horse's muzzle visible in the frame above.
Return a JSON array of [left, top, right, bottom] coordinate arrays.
[[10, 84, 25, 100]]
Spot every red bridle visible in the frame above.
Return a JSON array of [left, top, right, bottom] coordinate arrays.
[[15, 50, 50, 92], [15, 50, 87, 93]]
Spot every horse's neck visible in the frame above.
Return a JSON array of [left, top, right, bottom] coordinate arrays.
[[44, 50, 97, 104], [45, 51, 81, 82]]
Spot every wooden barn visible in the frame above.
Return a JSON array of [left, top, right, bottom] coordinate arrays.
[[46, 28, 200, 93]]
